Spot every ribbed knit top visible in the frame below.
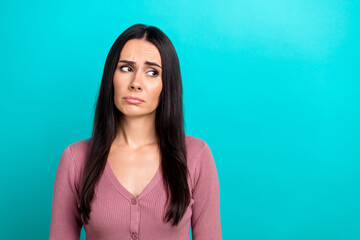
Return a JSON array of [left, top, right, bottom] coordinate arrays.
[[49, 134, 222, 240]]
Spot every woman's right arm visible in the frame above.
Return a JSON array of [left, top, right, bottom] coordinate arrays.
[[49, 145, 83, 240]]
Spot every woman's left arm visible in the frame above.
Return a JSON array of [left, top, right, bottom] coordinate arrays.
[[191, 140, 222, 240]]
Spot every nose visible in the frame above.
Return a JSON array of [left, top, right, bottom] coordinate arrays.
[[129, 70, 142, 91]]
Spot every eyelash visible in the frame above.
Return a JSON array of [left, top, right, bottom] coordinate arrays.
[[119, 65, 159, 77]]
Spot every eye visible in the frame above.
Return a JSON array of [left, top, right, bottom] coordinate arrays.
[[147, 70, 158, 77], [120, 66, 132, 72]]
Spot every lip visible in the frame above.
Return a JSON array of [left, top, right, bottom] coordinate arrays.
[[123, 96, 145, 104]]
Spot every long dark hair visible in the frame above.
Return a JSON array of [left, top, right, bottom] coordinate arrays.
[[78, 24, 190, 226]]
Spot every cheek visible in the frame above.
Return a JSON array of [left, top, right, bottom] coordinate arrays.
[[113, 74, 128, 94], [154, 81, 163, 97], [113, 81, 121, 96], [113, 72, 122, 88], [145, 82, 162, 105], [151, 84, 162, 102]]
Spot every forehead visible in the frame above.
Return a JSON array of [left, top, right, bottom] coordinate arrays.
[[119, 39, 161, 65]]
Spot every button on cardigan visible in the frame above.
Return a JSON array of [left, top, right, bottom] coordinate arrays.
[[49, 134, 222, 240]]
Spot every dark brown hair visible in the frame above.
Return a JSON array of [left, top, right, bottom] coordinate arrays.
[[78, 23, 190, 226]]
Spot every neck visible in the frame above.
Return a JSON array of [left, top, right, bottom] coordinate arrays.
[[114, 114, 158, 150]]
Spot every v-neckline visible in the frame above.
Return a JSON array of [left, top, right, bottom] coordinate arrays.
[[105, 158, 162, 201]]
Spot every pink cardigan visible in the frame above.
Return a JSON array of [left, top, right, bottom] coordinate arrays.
[[49, 134, 222, 240]]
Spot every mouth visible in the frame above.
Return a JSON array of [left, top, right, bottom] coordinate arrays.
[[123, 97, 144, 104]]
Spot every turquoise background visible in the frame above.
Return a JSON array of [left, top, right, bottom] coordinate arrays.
[[1, 0, 359, 239]]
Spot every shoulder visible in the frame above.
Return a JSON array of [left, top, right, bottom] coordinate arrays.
[[185, 134, 214, 188], [185, 133, 214, 166], [185, 134, 209, 165], [185, 134, 207, 153], [55, 138, 91, 191], [66, 137, 91, 172]]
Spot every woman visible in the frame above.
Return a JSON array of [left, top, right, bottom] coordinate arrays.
[[49, 23, 222, 240]]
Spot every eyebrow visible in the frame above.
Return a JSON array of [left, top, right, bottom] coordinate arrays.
[[118, 60, 162, 69]]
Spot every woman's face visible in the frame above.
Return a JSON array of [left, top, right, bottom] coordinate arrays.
[[113, 38, 163, 118]]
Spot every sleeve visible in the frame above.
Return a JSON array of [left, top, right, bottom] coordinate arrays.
[[191, 141, 222, 240], [49, 145, 83, 240]]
